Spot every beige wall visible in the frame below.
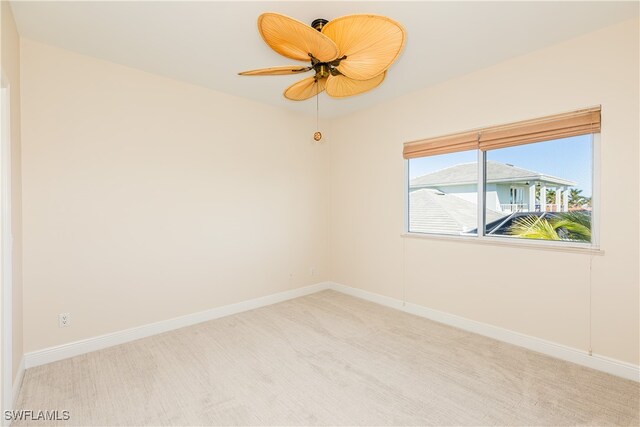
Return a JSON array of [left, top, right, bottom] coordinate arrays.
[[1, 0, 23, 381], [329, 19, 639, 364], [20, 39, 329, 352]]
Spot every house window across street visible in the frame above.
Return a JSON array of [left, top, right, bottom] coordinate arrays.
[[509, 187, 524, 207]]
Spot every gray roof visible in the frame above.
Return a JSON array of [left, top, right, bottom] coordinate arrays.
[[410, 161, 576, 188], [409, 189, 506, 235]]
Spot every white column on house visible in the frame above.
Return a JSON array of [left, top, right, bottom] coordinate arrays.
[[562, 189, 569, 212], [540, 185, 547, 212], [555, 187, 562, 212], [528, 183, 536, 212]]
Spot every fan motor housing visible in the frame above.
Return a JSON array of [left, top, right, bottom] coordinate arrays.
[[311, 18, 328, 31], [316, 64, 330, 78]]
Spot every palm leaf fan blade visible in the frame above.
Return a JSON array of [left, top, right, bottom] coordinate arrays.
[[238, 65, 312, 76], [325, 72, 386, 98], [322, 14, 406, 81], [258, 13, 339, 63], [284, 76, 327, 101]]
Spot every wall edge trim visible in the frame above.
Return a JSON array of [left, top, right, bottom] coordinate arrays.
[[10, 356, 25, 414]]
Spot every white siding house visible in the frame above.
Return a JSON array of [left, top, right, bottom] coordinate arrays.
[[410, 161, 576, 214]]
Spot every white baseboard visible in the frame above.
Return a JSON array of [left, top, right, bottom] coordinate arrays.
[[326, 282, 640, 382], [23, 280, 639, 383], [24, 282, 331, 369]]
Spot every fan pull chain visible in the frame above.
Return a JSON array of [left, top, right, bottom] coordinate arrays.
[[313, 79, 322, 141]]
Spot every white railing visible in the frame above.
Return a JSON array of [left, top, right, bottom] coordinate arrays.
[[500, 203, 527, 213], [500, 203, 564, 213]]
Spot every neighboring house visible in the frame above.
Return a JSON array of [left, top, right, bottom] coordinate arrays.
[[410, 161, 576, 214], [409, 189, 505, 234]]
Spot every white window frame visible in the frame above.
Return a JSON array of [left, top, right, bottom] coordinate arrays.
[[403, 134, 601, 254]]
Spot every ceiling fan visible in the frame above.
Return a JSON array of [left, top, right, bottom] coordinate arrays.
[[239, 13, 406, 101]]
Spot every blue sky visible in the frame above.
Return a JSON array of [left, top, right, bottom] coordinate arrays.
[[408, 135, 593, 196]]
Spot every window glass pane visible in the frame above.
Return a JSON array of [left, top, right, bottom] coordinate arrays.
[[484, 135, 593, 243], [408, 150, 478, 236]]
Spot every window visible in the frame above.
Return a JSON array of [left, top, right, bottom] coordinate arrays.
[[408, 150, 477, 235], [484, 136, 593, 242], [509, 187, 523, 206], [404, 107, 599, 246]]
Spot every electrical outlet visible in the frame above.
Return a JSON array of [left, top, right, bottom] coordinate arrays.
[[59, 312, 71, 328], [309, 267, 316, 277]]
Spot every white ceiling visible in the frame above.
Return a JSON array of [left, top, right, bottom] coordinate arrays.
[[10, 1, 639, 118]]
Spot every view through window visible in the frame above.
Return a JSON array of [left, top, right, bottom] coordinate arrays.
[[408, 150, 478, 236], [408, 135, 593, 243]]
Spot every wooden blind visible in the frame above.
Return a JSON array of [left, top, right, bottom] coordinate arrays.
[[403, 130, 479, 159], [402, 106, 601, 159], [478, 107, 601, 151]]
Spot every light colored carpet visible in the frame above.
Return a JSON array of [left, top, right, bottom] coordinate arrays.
[[14, 290, 640, 426]]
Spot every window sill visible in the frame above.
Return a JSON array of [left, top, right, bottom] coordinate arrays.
[[401, 232, 603, 255]]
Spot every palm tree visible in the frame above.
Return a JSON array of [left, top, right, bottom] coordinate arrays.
[[509, 215, 560, 240], [535, 188, 557, 204], [509, 211, 591, 242], [534, 188, 560, 209], [546, 189, 556, 205], [553, 211, 591, 241], [568, 188, 591, 208]]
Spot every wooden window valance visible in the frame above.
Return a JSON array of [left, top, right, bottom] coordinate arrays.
[[402, 106, 601, 159]]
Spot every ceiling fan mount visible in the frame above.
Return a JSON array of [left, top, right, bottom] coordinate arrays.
[[239, 13, 406, 100], [311, 18, 329, 31]]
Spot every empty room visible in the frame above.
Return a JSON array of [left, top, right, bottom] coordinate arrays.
[[1, 1, 639, 425]]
